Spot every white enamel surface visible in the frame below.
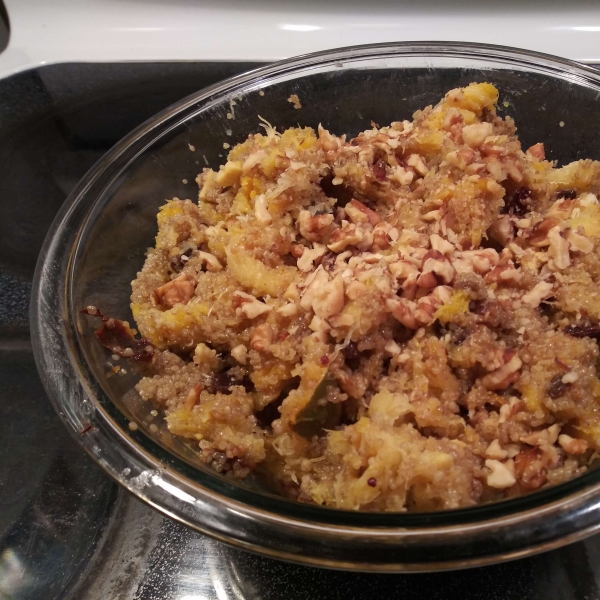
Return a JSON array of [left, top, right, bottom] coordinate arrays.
[[1, 0, 599, 78]]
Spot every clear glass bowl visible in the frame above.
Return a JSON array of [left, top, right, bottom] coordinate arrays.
[[30, 42, 600, 571]]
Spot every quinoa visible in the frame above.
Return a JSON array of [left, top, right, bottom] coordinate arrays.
[[120, 82, 600, 511]]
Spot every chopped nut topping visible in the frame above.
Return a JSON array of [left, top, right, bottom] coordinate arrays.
[[251, 323, 273, 352], [485, 459, 516, 489], [153, 274, 196, 308], [233, 291, 273, 319]]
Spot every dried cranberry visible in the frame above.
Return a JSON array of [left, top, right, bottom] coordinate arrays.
[[547, 374, 570, 399], [371, 159, 387, 182], [81, 307, 154, 362], [557, 189, 577, 200], [342, 341, 361, 361], [504, 187, 532, 216], [320, 355, 330, 366], [469, 300, 486, 314], [564, 324, 600, 340], [367, 477, 377, 487]]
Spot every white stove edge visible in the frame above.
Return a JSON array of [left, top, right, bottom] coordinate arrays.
[[1, 0, 599, 81]]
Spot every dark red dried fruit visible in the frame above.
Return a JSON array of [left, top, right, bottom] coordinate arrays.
[[557, 189, 577, 200], [169, 248, 194, 273], [81, 307, 154, 362], [371, 159, 387, 182], [320, 355, 330, 366], [547, 374, 570, 399], [504, 187, 532, 216], [210, 372, 255, 395], [469, 300, 486, 314], [367, 477, 377, 487], [342, 341, 361, 361], [564, 324, 600, 340]]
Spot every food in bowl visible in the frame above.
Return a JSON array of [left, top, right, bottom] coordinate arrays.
[[86, 82, 600, 512]]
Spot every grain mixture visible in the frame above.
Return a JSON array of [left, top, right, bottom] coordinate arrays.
[[98, 82, 600, 511]]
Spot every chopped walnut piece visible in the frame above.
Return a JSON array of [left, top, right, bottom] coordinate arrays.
[[546, 198, 575, 221], [183, 383, 203, 411], [457, 249, 499, 275], [386, 297, 418, 329], [277, 303, 299, 317], [297, 243, 327, 272], [547, 226, 570, 269], [487, 215, 515, 247], [297, 210, 334, 242], [481, 350, 522, 391], [527, 142, 545, 160], [522, 280, 554, 308], [429, 233, 454, 256], [327, 223, 364, 252], [197, 251, 224, 272], [521, 424, 560, 447], [485, 459, 516, 489], [566, 229, 593, 254], [231, 344, 248, 365], [462, 122, 494, 148], [254, 194, 272, 225], [486, 439, 508, 460], [345, 199, 381, 226], [558, 434, 588, 455], [233, 291, 273, 319], [345, 280, 368, 300], [372, 222, 394, 250], [406, 153, 428, 176], [251, 323, 273, 352], [311, 275, 345, 319], [418, 250, 455, 287], [527, 217, 561, 247], [153, 273, 196, 308]]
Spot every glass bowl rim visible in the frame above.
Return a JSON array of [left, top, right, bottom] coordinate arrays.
[[30, 40, 600, 570]]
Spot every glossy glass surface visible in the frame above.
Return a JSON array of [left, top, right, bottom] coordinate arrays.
[[31, 43, 600, 570]]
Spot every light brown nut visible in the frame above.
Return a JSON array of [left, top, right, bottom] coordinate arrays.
[[418, 250, 455, 288], [276, 303, 299, 317], [183, 383, 203, 411], [546, 198, 575, 221], [481, 350, 522, 391], [231, 344, 248, 365], [547, 226, 570, 269], [406, 153, 429, 176], [345, 199, 381, 226], [527, 143, 545, 160], [390, 165, 414, 185], [514, 448, 548, 491], [345, 280, 368, 300], [527, 217, 561, 247], [233, 291, 273, 319], [300, 267, 330, 310], [310, 275, 345, 319], [485, 263, 522, 285], [429, 233, 454, 256], [521, 424, 560, 447], [486, 439, 508, 460], [457, 248, 500, 275], [386, 297, 418, 329], [485, 459, 516, 489], [254, 194, 272, 225], [297, 243, 328, 272], [462, 122, 494, 148], [297, 210, 335, 242], [484, 156, 507, 182], [521, 280, 554, 308], [487, 215, 515, 247], [372, 222, 394, 250], [558, 434, 588, 455], [566, 229, 593, 254], [283, 282, 300, 301], [197, 251, 224, 272], [389, 260, 419, 281], [153, 273, 196, 308], [318, 124, 343, 152], [504, 159, 523, 183], [251, 323, 273, 352], [327, 223, 364, 253], [308, 315, 331, 333]]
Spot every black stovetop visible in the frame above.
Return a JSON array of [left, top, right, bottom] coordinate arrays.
[[2, 61, 600, 600]]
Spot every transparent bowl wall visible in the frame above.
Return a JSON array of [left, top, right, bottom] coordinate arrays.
[[31, 43, 600, 571]]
